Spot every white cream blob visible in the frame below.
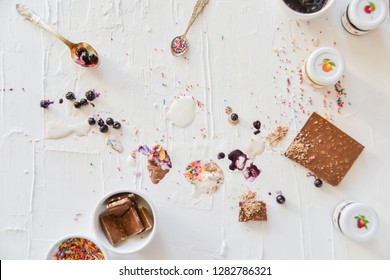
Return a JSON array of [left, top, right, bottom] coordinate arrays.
[[165, 96, 196, 128], [184, 161, 224, 197], [191, 170, 223, 197], [245, 135, 266, 160], [126, 154, 137, 167], [45, 122, 91, 140]]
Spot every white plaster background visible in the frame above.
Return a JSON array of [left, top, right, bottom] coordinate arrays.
[[0, 0, 389, 259]]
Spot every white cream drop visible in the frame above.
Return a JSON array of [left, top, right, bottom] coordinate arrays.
[[126, 154, 137, 167], [245, 135, 266, 160], [165, 96, 196, 128], [45, 122, 91, 140]]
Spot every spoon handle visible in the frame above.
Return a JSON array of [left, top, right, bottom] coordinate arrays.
[[16, 4, 74, 48], [183, 0, 209, 36]]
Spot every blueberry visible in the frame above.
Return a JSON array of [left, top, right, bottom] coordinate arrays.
[[113, 121, 121, 129], [217, 152, 225, 159], [230, 113, 239, 121], [99, 124, 109, 133], [75, 47, 87, 57], [79, 98, 89, 106], [65, 92, 76, 100], [254, 130, 261, 135], [40, 100, 50, 109], [276, 195, 286, 204], [74, 101, 81, 109], [59, 98, 64, 104], [88, 117, 96, 126], [314, 179, 323, 188], [253, 120, 261, 130], [106, 117, 114, 126], [85, 90, 96, 101], [89, 54, 98, 64], [97, 118, 105, 127], [80, 52, 91, 64]]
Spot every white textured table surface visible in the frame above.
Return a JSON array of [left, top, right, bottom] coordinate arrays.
[[1, 0, 390, 260]]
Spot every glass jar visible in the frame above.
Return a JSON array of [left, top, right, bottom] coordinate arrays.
[[333, 200, 378, 242], [342, 0, 388, 35], [302, 47, 345, 88]]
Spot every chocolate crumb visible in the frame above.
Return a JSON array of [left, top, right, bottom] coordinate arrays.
[[267, 126, 289, 148]]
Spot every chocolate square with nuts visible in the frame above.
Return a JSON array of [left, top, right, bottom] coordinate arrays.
[[239, 201, 267, 222], [284, 112, 364, 186]]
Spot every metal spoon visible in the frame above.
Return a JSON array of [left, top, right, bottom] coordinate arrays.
[[171, 0, 209, 57], [16, 4, 99, 68]]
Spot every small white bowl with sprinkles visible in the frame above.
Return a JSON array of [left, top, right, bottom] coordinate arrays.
[[46, 235, 108, 260]]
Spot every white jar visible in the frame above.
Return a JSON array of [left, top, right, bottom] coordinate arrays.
[[342, 0, 388, 36], [333, 201, 378, 242], [302, 47, 345, 88]]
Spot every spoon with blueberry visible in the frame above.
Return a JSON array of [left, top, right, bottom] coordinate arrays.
[[16, 4, 99, 68]]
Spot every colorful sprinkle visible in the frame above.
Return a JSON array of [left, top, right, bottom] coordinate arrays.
[[53, 238, 104, 260], [335, 81, 347, 112], [171, 36, 188, 55]]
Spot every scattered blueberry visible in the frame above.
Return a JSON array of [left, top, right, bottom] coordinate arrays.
[[230, 113, 239, 121], [253, 120, 261, 130], [99, 124, 109, 133], [254, 130, 261, 135], [79, 98, 89, 106], [59, 98, 64, 104], [89, 54, 99, 64], [74, 101, 82, 109], [65, 92, 76, 100], [85, 90, 96, 101], [106, 118, 114, 126], [40, 100, 50, 109], [276, 195, 286, 204], [75, 47, 87, 57], [314, 179, 323, 188], [217, 152, 225, 159], [88, 117, 96, 126], [80, 52, 91, 64], [97, 118, 105, 127], [113, 121, 121, 129]]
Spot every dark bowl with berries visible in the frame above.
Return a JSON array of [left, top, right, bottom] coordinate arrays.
[[278, 0, 335, 20]]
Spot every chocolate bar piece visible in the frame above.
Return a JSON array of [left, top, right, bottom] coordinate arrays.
[[239, 201, 267, 222], [106, 193, 136, 207], [106, 193, 136, 216], [107, 201, 133, 217], [137, 207, 154, 231], [99, 214, 127, 246], [148, 165, 170, 184], [121, 207, 145, 237], [284, 113, 364, 186], [106, 194, 135, 217]]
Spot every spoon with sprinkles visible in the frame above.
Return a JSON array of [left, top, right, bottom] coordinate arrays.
[[16, 4, 99, 68], [170, 0, 209, 56]]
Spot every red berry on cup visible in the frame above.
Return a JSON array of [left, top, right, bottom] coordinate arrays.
[[364, 2, 376, 14], [354, 215, 369, 229]]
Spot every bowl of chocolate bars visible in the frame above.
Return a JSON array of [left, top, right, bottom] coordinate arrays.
[[93, 189, 156, 254]]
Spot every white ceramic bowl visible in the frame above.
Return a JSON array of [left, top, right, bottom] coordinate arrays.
[[278, 0, 335, 20], [46, 234, 108, 260], [92, 189, 157, 254]]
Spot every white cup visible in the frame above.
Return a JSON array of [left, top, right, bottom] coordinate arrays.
[[92, 189, 157, 255]]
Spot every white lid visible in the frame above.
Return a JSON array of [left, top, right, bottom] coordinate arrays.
[[348, 0, 388, 31], [339, 202, 378, 242], [306, 47, 345, 86]]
